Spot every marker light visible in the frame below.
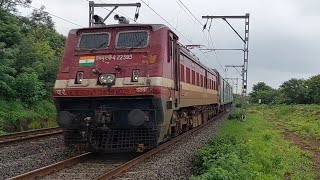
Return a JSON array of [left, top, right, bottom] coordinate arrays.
[[75, 71, 84, 84], [132, 69, 140, 82]]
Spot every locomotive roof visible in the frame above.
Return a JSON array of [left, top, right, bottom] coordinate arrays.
[[73, 23, 169, 31], [179, 43, 221, 77]]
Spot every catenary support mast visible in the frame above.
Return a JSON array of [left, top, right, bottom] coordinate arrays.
[[202, 14, 250, 120]]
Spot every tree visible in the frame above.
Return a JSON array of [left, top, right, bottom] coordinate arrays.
[[0, 0, 31, 12], [0, 9, 22, 47], [30, 6, 54, 30], [13, 7, 65, 98], [279, 78, 309, 104], [0, 43, 17, 98], [249, 82, 276, 104], [252, 82, 273, 92], [14, 72, 45, 105], [306, 75, 320, 104], [0, 9, 21, 98]]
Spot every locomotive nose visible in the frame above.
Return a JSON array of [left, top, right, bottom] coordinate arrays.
[[128, 109, 146, 127]]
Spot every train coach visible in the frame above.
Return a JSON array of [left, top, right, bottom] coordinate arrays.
[[53, 17, 233, 152]]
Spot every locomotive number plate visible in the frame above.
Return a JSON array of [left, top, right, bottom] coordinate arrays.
[[96, 54, 133, 61]]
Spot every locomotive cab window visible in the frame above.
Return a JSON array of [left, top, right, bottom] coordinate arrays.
[[116, 31, 149, 49], [78, 33, 110, 50]]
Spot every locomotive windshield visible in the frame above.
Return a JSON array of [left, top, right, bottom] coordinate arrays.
[[116, 31, 148, 49], [78, 33, 110, 50]]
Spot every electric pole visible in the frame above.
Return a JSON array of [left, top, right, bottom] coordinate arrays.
[[202, 14, 250, 120]]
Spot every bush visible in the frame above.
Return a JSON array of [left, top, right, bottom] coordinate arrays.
[[14, 72, 46, 105], [0, 98, 56, 133], [228, 108, 242, 120], [192, 135, 256, 180]]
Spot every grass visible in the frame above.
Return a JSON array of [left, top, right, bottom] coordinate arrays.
[[251, 104, 320, 139], [191, 106, 316, 180]]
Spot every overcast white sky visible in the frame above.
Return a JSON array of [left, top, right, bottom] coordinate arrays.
[[18, 0, 320, 93]]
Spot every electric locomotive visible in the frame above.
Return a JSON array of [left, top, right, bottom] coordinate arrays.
[[53, 15, 233, 152]]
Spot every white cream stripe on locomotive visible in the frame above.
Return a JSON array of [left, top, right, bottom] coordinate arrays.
[[54, 77, 218, 95]]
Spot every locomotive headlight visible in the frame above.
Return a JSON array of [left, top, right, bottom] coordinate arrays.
[[99, 74, 115, 85]]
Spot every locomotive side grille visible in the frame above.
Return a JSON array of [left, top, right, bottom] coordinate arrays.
[[90, 129, 158, 151]]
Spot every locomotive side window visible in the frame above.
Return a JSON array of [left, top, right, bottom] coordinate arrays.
[[186, 68, 190, 83], [196, 73, 199, 86], [78, 33, 109, 50], [192, 70, 195, 85], [168, 36, 172, 62], [180, 64, 185, 82], [116, 31, 148, 48]]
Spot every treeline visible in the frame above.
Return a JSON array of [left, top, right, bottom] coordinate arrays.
[[0, 1, 65, 133], [250, 75, 320, 104]]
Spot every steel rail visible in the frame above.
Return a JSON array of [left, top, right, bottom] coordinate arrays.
[[8, 109, 230, 180], [94, 110, 230, 180], [8, 152, 92, 180], [0, 127, 63, 145]]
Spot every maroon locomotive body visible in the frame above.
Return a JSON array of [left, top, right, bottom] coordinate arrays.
[[53, 23, 233, 152]]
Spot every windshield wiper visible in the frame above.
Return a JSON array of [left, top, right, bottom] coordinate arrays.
[[90, 41, 107, 53], [129, 38, 145, 51]]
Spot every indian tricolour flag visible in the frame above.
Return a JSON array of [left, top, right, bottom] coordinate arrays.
[[79, 56, 95, 67]]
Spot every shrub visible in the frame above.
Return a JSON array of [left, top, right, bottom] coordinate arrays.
[[0, 98, 56, 132], [228, 108, 242, 120], [192, 135, 256, 180]]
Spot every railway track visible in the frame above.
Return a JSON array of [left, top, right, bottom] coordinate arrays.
[[9, 110, 229, 180], [0, 127, 63, 145]]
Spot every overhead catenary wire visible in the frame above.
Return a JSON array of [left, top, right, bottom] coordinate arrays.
[[140, 0, 194, 45], [175, 1, 220, 71], [176, 1, 215, 67], [175, 1, 225, 68], [175, 0, 226, 74], [19, 3, 84, 28], [140, 0, 229, 78], [177, 0, 203, 27], [207, 31, 225, 71]]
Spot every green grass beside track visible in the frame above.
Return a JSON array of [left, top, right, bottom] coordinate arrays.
[[252, 104, 320, 140], [191, 105, 316, 180]]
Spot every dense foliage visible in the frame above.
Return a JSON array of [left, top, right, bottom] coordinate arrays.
[[249, 75, 320, 104], [0, 3, 65, 133], [191, 106, 316, 180]]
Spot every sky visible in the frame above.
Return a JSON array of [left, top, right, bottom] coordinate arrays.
[[18, 0, 320, 93]]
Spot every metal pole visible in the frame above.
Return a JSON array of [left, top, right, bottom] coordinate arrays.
[[202, 14, 250, 121]]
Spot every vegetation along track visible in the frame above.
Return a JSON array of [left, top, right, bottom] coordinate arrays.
[[0, 127, 63, 145], [8, 109, 230, 180]]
